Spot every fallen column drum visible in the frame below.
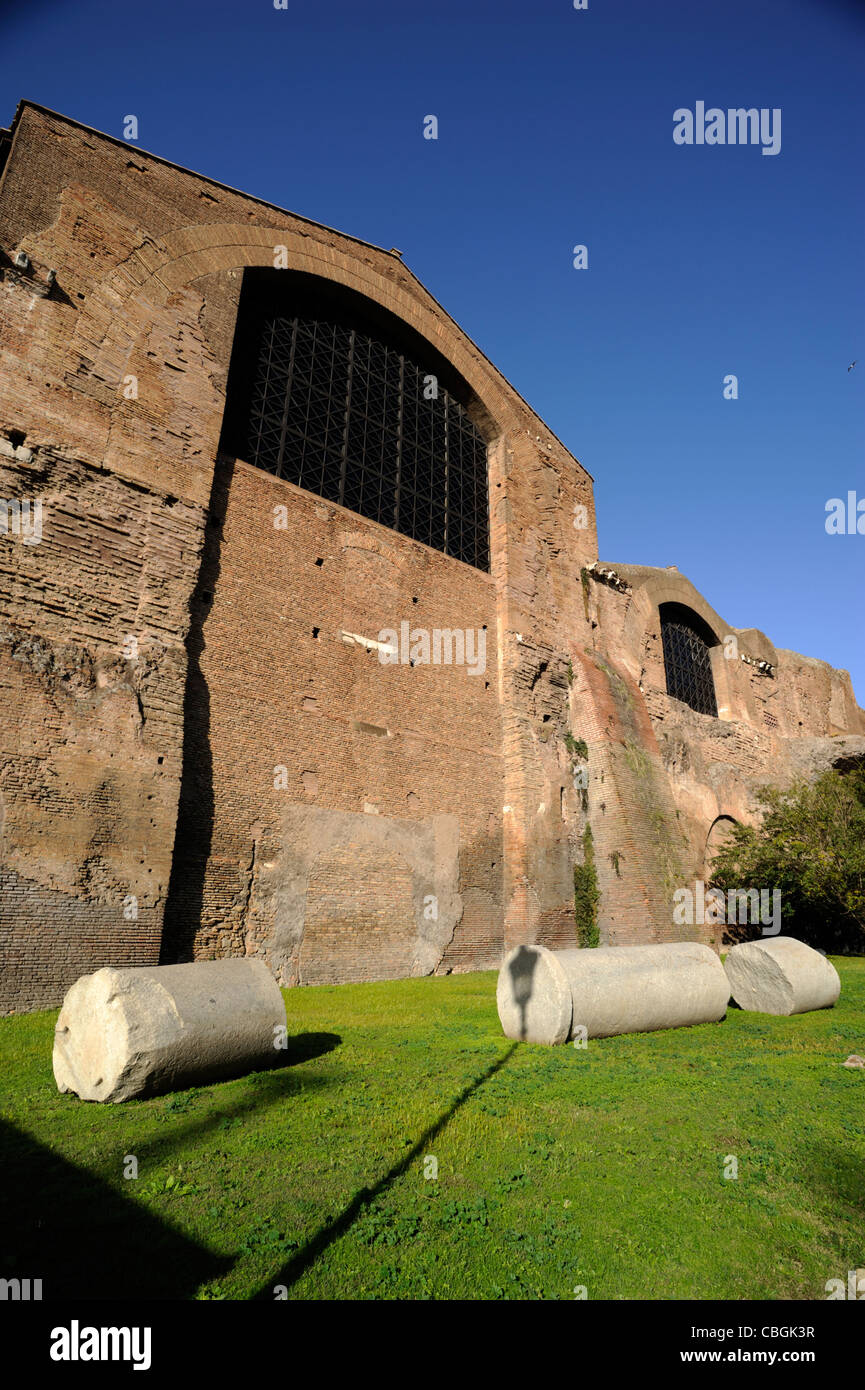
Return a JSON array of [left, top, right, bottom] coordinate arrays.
[[53, 959, 287, 1103], [724, 936, 840, 1016], [497, 941, 731, 1045]]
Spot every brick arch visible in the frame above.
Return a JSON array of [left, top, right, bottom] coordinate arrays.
[[706, 813, 739, 866], [78, 222, 518, 445], [621, 571, 731, 663]]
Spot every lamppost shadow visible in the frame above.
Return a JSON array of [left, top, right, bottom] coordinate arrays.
[[252, 1040, 519, 1299]]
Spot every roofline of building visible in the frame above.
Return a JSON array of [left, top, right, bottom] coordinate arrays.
[[7, 99, 593, 481]]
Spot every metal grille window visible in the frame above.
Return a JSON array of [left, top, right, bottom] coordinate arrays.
[[244, 315, 490, 571], [660, 606, 718, 716]]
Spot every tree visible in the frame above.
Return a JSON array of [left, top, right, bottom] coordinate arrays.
[[709, 770, 865, 953]]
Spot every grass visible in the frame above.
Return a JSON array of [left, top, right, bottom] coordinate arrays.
[[1, 960, 864, 1300]]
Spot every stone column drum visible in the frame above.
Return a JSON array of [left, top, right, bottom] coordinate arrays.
[[497, 941, 730, 1045], [53, 960, 287, 1102], [724, 936, 840, 1016]]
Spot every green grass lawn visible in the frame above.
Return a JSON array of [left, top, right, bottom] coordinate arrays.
[[1, 960, 863, 1300]]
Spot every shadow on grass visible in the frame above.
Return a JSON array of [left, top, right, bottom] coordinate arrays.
[[281, 1031, 341, 1066], [802, 1138, 865, 1221], [0, 1117, 233, 1299], [252, 1041, 519, 1299], [104, 1050, 339, 1168]]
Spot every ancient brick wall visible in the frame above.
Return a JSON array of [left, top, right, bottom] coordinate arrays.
[[579, 562, 865, 950], [0, 439, 203, 1011], [0, 103, 598, 1010], [159, 462, 506, 981], [4, 102, 858, 1013]]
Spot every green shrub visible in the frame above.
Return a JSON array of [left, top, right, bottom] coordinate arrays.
[[709, 769, 865, 952], [564, 733, 588, 761], [574, 825, 600, 948]]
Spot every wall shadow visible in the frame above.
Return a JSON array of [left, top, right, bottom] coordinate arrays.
[[0, 1118, 232, 1299], [251, 1041, 518, 1299], [161, 454, 236, 963]]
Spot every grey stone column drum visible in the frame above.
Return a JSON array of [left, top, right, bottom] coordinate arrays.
[[497, 941, 730, 1044], [53, 960, 287, 1102], [724, 936, 840, 1015]]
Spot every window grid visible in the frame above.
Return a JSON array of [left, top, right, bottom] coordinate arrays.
[[661, 614, 718, 717], [246, 315, 490, 570]]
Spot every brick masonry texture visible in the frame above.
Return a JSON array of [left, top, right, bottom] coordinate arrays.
[[1, 103, 863, 1012]]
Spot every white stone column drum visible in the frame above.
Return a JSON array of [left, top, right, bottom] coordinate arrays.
[[724, 936, 840, 1016], [53, 960, 287, 1102], [497, 941, 730, 1044]]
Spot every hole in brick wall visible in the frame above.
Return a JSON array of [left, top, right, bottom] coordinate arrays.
[[314, 557, 324, 567], [157, 757, 164, 765], [542, 714, 550, 723], [77, 292, 84, 300], [8, 430, 26, 449], [485, 681, 490, 689], [165, 495, 178, 508], [412, 596, 418, 603], [312, 627, 320, 639]]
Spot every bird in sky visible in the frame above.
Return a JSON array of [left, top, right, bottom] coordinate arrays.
[[848, 360, 858, 371]]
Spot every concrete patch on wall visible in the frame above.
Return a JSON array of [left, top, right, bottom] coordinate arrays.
[[246, 804, 462, 986]]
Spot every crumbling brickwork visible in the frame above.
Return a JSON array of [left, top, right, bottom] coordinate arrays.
[[1, 103, 862, 1012]]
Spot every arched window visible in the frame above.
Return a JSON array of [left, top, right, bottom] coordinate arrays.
[[659, 603, 718, 716], [220, 269, 490, 571]]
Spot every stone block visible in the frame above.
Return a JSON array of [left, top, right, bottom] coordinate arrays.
[[497, 941, 730, 1044], [724, 936, 840, 1016], [53, 959, 286, 1102]]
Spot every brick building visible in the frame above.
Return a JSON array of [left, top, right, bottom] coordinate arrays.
[[1, 102, 863, 1013]]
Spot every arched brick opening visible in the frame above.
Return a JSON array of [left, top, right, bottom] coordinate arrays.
[[218, 267, 493, 570], [659, 602, 720, 717], [705, 814, 739, 874], [71, 221, 517, 449]]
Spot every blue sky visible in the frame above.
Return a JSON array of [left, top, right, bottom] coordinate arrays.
[[2, 0, 863, 698]]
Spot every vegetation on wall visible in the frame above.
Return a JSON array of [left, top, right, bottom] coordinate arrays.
[[574, 825, 600, 949], [580, 566, 590, 622], [710, 769, 865, 953], [564, 733, 588, 761]]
